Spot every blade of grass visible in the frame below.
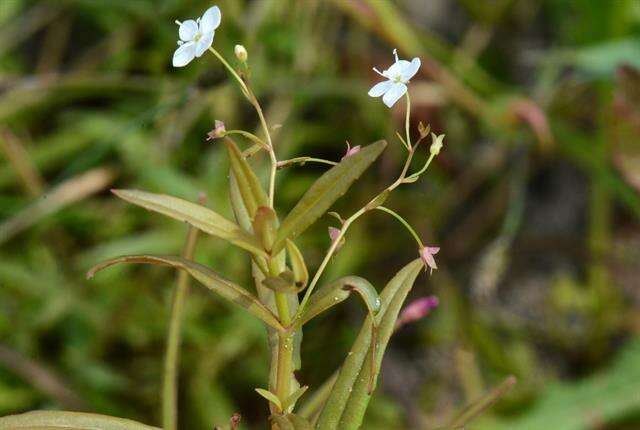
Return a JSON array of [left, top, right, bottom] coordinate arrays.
[[162, 194, 204, 430], [0, 167, 115, 245]]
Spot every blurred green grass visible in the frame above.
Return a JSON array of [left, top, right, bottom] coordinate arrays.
[[1, 0, 640, 429]]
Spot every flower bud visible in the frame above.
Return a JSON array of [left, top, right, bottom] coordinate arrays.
[[234, 44, 248, 63], [418, 121, 430, 139], [429, 132, 445, 156], [206, 120, 226, 140]]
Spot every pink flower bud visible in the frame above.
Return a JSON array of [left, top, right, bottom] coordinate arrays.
[[396, 295, 439, 330]]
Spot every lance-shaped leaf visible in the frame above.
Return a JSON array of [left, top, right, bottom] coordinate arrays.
[[295, 276, 381, 327], [253, 206, 277, 252], [256, 388, 283, 412], [315, 259, 423, 430], [286, 239, 308, 289], [283, 385, 309, 413], [87, 255, 283, 331], [271, 140, 386, 253], [223, 138, 268, 217], [112, 189, 266, 257], [0, 410, 160, 430]]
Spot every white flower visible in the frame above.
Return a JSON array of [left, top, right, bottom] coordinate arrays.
[[429, 132, 445, 156], [173, 6, 222, 68], [368, 49, 421, 107]]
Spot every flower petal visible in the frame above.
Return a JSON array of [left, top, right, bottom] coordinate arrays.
[[401, 57, 421, 82], [195, 31, 214, 57], [200, 5, 221, 33], [178, 20, 198, 41], [368, 80, 392, 97], [173, 42, 196, 67], [385, 60, 411, 78], [382, 82, 407, 107]]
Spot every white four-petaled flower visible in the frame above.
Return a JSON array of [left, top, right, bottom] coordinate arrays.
[[368, 49, 421, 107], [173, 6, 222, 68]]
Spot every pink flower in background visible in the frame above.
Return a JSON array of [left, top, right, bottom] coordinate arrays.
[[396, 295, 439, 330], [342, 142, 361, 160], [419, 245, 439, 274]]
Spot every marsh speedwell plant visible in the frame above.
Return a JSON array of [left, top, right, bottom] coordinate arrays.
[[0, 5, 445, 430]]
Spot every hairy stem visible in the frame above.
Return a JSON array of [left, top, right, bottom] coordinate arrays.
[[162, 212, 201, 430]]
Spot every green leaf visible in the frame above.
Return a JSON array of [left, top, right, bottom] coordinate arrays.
[[296, 276, 381, 327], [271, 140, 386, 253], [229, 173, 253, 232], [112, 189, 266, 257], [87, 255, 283, 331], [223, 138, 268, 217], [0, 411, 160, 430], [283, 385, 309, 412], [315, 259, 423, 430], [253, 206, 277, 252], [256, 388, 283, 411], [298, 372, 338, 425], [286, 239, 309, 289], [270, 413, 313, 430]]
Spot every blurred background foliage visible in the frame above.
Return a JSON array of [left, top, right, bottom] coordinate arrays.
[[1, 0, 640, 428]]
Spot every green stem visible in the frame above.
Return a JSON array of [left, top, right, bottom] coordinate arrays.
[[277, 157, 338, 169], [209, 46, 278, 208], [225, 130, 269, 150], [162, 218, 200, 430], [296, 137, 420, 318], [208, 47, 249, 96], [405, 152, 436, 182], [405, 93, 412, 148], [375, 206, 423, 248]]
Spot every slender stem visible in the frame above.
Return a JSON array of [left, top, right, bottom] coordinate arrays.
[[226, 130, 269, 150], [268, 148, 277, 207], [277, 157, 338, 169], [405, 152, 436, 181], [405, 93, 412, 148], [162, 213, 201, 430], [208, 47, 249, 96], [297, 207, 365, 313], [375, 206, 423, 248], [208, 46, 278, 207], [295, 124, 421, 318]]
